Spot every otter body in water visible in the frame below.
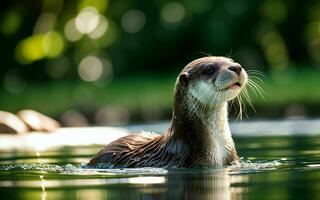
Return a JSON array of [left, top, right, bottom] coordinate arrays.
[[88, 56, 248, 168]]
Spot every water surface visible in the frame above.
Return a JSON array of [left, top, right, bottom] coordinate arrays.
[[1, 134, 320, 200]]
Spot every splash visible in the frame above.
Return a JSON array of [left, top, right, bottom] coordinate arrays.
[[229, 159, 282, 174], [0, 163, 168, 176]]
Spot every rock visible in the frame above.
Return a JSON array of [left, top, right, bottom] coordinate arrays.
[[17, 110, 60, 132], [0, 111, 29, 134]]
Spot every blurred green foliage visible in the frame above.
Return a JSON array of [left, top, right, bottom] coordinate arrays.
[[0, 0, 320, 123]]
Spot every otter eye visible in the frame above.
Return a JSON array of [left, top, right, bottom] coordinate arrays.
[[202, 67, 216, 76]]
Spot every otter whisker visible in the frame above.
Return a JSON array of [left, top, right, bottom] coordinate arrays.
[[248, 76, 264, 85], [186, 94, 199, 118], [229, 92, 242, 120], [247, 71, 265, 87], [226, 49, 233, 60], [247, 71, 265, 76], [196, 84, 214, 113], [233, 71, 266, 120], [247, 70, 265, 85], [232, 76, 263, 120], [200, 84, 216, 115], [196, 51, 213, 57], [236, 95, 243, 120], [200, 83, 218, 115], [248, 74, 264, 86], [241, 87, 255, 114], [247, 79, 265, 100], [241, 93, 250, 118], [229, 96, 237, 114], [208, 82, 222, 108], [208, 86, 220, 113], [247, 69, 265, 77], [196, 83, 214, 102], [241, 87, 253, 108], [187, 83, 215, 118], [238, 91, 247, 120]]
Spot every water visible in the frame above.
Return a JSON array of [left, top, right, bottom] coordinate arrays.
[[1, 133, 320, 200]]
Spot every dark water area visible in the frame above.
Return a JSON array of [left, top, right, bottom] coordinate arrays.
[[0, 135, 320, 200]]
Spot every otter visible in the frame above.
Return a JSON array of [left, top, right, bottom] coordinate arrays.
[[87, 56, 248, 168]]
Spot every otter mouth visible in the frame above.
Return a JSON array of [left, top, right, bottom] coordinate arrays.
[[220, 82, 241, 91]]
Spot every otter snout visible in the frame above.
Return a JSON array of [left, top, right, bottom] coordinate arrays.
[[228, 65, 242, 75]]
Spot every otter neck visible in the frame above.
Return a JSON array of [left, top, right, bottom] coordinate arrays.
[[168, 87, 237, 166], [170, 101, 231, 141]]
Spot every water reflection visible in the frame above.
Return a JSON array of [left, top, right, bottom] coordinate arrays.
[[166, 169, 248, 200], [40, 175, 47, 200], [1, 135, 320, 199], [0, 168, 249, 200]]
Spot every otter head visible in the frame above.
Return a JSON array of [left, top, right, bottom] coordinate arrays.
[[177, 56, 248, 108]]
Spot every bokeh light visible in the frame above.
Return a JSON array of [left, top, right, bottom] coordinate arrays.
[[96, 20, 118, 47], [121, 9, 146, 33], [42, 32, 64, 58], [16, 34, 45, 64], [75, 7, 100, 34], [34, 12, 56, 34], [78, 56, 104, 82], [60, 110, 89, 127], [98, 57, 113, 83], [88, 15, 108, 39], [160, 2, 185, 24], [15, 31, 64, 64], [64, 18, 83, 41], [257, 23, 289, 69]]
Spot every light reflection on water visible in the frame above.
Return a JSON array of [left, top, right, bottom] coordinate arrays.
[[0, 163, 253, 199], [1, 133, 320, 199]]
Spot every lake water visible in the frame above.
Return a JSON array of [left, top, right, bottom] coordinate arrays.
[[1, 122, 320, 200]]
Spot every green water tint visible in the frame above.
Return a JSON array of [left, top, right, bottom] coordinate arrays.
[[1, 136, 320, 200]]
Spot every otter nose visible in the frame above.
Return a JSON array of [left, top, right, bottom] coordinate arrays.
[[228, 65, 242, 75]]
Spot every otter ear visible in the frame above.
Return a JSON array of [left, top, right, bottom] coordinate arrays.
[[179, 73, 189, 87]]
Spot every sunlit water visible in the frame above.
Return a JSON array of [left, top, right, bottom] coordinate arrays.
[[1, 134, 320, 199]]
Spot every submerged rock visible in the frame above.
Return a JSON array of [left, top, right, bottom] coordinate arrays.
[[0, 111, 29, 134], [0, 110, 60, 134], [17, 109, 60, 132]]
